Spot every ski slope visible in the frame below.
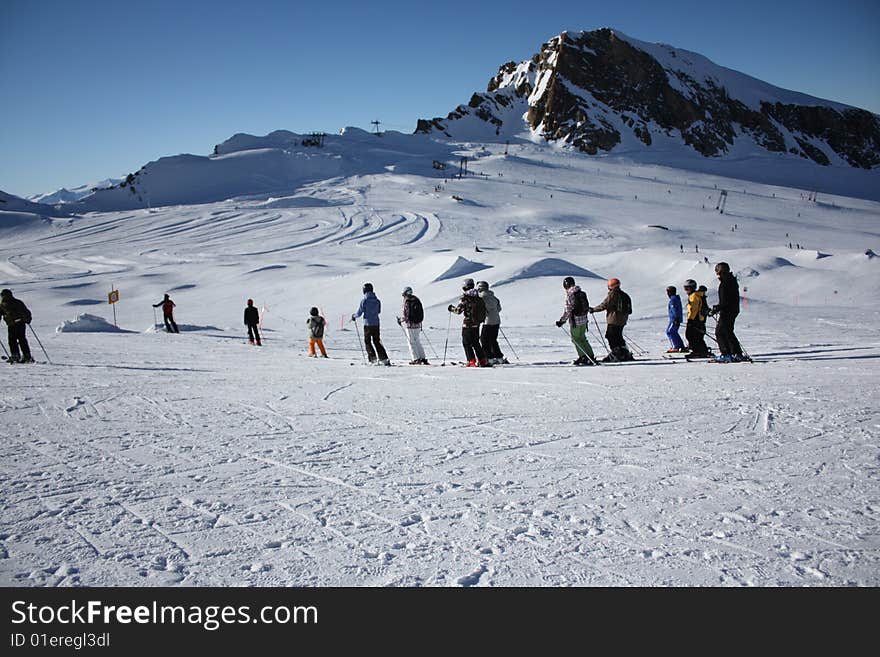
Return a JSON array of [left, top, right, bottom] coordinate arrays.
[[1, 136, 879, 586]]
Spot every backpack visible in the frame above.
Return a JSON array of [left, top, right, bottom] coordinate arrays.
[[618, 291, 632, 316], [466, 294, 487, 324], [571, 289, 589, 316], [408, 296, 424, 324]]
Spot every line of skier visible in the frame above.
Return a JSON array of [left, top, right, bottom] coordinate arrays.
[[1, 262, 747, 366]]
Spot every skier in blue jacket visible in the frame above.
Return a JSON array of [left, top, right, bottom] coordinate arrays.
[[351, 283, 390, 365], [665, 285, 685, 352]]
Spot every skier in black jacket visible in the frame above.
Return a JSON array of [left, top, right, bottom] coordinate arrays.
[[0, 289, 33, 363], [710, 262, 744, 362], [244, 299, 261, 346]]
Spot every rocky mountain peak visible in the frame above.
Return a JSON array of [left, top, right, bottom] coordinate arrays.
[[416, 28, 880, 169]]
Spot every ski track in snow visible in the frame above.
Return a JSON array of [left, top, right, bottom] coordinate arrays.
[[2, 145, 879, 587]]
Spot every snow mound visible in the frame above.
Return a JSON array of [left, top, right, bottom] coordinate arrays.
[[56, 313, 132, 333], [494, 258, 603, 286], [433, 256, 492, 282], [145, 324, 221, 333], [0, 211, 52, 233]]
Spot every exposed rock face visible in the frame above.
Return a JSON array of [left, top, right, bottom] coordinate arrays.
[[416, 28, 880, 168]]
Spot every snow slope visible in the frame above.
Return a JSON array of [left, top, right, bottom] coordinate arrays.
[[1, 136, 878, 587]]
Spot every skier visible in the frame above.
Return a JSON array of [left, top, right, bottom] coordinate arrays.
[[665, 286, 685, 352], [0, 289, 33, 363], [307, 307, 328, 357], [710, 262, 746, 362], [589, 278, 633, 362], [683, 279, 711, 358], [555, 277, 596, 365], [448, 278, 490, 367], [244, 299, 261, 346], [477, 281, 507, 364], [398, 287, 427, 364], [152, 294, 179, 333], [351, 283, 390, 365]]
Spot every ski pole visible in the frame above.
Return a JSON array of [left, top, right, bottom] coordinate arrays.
[[420, 328, 439, 359], [559, 325, 597, 365], [28, 325, 51, 364], [152, 306, 158, 330], [624, 333, 648, 355], [0, 338, 9, 359], [352, 317, 367, 362], [442, 311, 452, 365], [591, 312, 610, 356], [498, 326, 519, 360]]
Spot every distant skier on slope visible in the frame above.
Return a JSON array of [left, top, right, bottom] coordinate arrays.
[[710, 262, 747, 362], [152, 293, 179, 333], [0, 289, 34, 363], [398, 287, 427, 364], [683, 279, 711, 358], [555, 276, 596, 365], [477, 281, 507, 364], [665, 286, 685, 352], [590, 278, 634, 362], [448, 278, 490, 367], [244, 298, 261, 346], [352, 283, 390, 365], [307, 307, 328, 357]]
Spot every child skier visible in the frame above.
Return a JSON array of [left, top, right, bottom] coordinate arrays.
[[665, 286, 685, 352], [307, 307, 328, 357]]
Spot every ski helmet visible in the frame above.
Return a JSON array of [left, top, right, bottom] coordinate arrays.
[[0, 289, 11, 298], [462, 278, 475, 290], [476, 281, 489, 291], [684, 279, 697, 290], [715, 262, 730, 275], [666, 286, 676, 296], [402, 286, 413, 297], [562, 276, 575, 289], [247, 298, 254, 306], [310, 307, 319, 316], [363, 283, 373, 294], [608, 278, 620, 289]]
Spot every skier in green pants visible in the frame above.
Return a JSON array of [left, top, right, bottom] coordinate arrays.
[[555, 277, 596, 365]]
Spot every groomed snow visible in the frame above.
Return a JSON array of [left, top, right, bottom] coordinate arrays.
[[1, 137, 878, 587]]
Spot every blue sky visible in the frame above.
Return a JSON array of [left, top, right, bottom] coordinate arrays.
[[1, 0, 878, 197]]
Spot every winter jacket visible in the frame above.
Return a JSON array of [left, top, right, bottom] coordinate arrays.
[[0, 296, 31, 325], [402, 295, 423, 329], [716, 272, 740, 316], [558, 285, 589, 327], [479, 290, 501, 325], [450, 289, 485, 328], [307, 315, 325, 339], [153, 298, 175, 315], [687, 289, 707, 321], [668, 295, 683, 323], [244, 306, 260, 326], [591, 287, 628, 326], [354, 292, 381, 326]]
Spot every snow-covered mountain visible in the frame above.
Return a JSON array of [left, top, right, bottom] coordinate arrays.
[[33, 28, 879, 215], [28, 178, 121, 205], [417, 28, 880, 170], [0, 189, 70, 218], [71, 128, 457, 212]]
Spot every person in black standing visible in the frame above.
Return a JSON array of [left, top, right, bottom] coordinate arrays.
[[0, 289, 34, 363], [153, 294, 179, 333], [244, 298, 261, 346], [711, 262, 746, 362]]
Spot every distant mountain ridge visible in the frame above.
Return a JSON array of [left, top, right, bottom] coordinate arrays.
[[416, 28, 880, 169]]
